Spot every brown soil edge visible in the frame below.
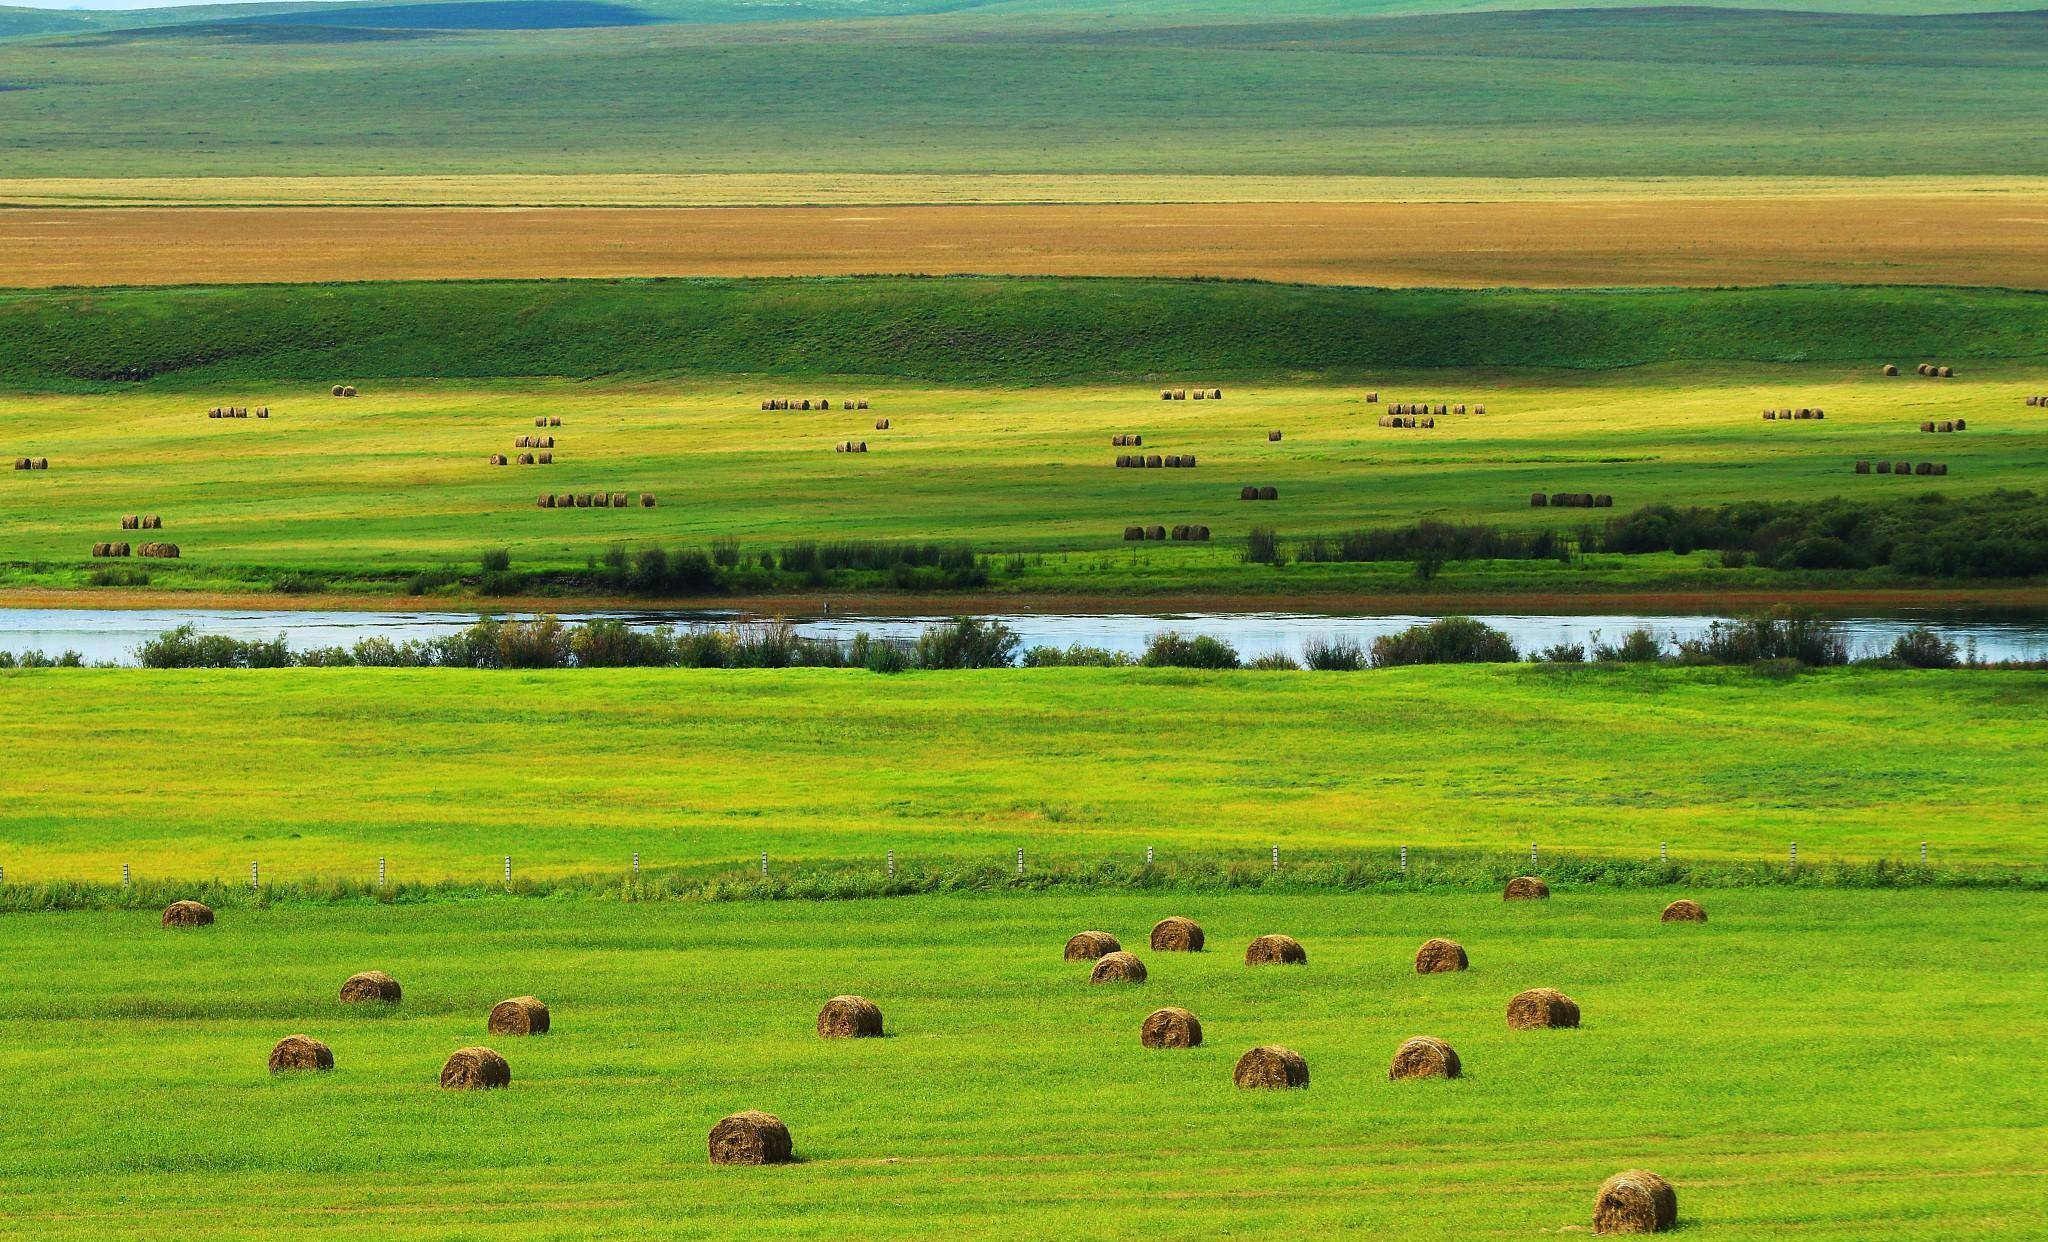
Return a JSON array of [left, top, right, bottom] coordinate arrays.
[[6, 585, 2044, 619]]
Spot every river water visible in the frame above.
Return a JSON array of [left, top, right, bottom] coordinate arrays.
[[3, 606, 2044, 665]]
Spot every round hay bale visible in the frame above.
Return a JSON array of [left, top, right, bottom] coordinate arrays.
[[1258, 486, 1277, 500], [1210, 389, 1222, 399], [875, 418, 889, 430], [162, 900, 213, 928], [1064, 930, 1121, 961], [1594, 494, 1613, 508], [611, 492, 630, 507], [488, 996, 551, 1036], [517, 453, 535, 465], [1503, 876, 1550, 901], [1661, 899, 1707, 923], [1191, 524, 1210, 540], [1241, 486, 1258, 500], [1245, 933, 1305, 966], [1145, 524, 1166, 541], [1414, 937, 1468, 974], [641, 493, 656, 507], [816, 994, 883, 1039], [1531, 492, 1548, 507], [1149, 916, 1204, 952], [1268, 430, 1282, 442], [1938, 366, 1953, 378], [342, 386, 357, 398], [1171, 524, 1190, 541], [1146, 455, 1162, 468], [92, 542, 109, 558], [1955, 418, 1967, 431], [1161, 390, 1173, 401], [1366, 391, 1379, 403], [1876, 460, 1893, 474], [1883, 364, 1898, 376], [1895, 461, 1912, 475], [339, 970, 401, 1005], [1854, 461, 1870, 474], [331, 385, 345, 397], [1141, 1007, 1202, 1048], [538, 494, 556, 508], [708, 1110, 792, 1165], [1123, 526, 1144, 541], [439, 1046, 510, 1090], [538, 453, 552, 464], [591, 493, 610, 507], [1233, 1045, 1308, 1090], [489, 454, 507, 466], [1474, 404, 1486, 415], [1593, 1169, 1677, 1234], [269, 1034, 334, 1074], [1934, 462, 1948, 475], [1388, 1035, 1461, 1080], [1507, 987, 1580, 1030], [857, 400, 869, 410], [1089, 951, 1147, 984]]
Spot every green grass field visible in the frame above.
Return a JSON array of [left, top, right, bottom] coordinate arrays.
[[1, 5, 2045, 177], [4, 665, 2043, 883], [1, 889, 2041, 1238]]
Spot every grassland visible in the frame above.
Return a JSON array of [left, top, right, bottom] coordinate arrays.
[[1, 7, 2044, 178], [2, 665, 2042, 883], [9, 194, 2048, 289], [0, 889, 2041, 1238]]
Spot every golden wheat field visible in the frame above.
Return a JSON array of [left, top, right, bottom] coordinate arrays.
[[5, 193, 2047, 288]]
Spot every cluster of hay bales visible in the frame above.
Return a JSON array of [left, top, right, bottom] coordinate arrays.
[[1111, 434, 1144, 447], [763, 397, 868, 411], [1915, 364, 1954, 378], [1385, 402, 1454, 417], [515, 435, 557, 449], [91, 542, 133, 558], [1854, 461, 1947, 476], [138, 542, 179, 558], [1762, 408, 1825, 421], [533, 416, 563, 428], [1160, 388, 1223, 401], [836, 440, 869, 454], [13, 457, 49, 470], [1115, 453, 1195, 468], [1532, 492, 1611, 508], [330, 385, 358, 398], [120, 515, 164, 530], [207, 406, 268, 419], [1123, 524, 1210, 541], [1170, 524, 1210, 541], [1239, 485, 1278, 501], [1920, 419, 1967, 433], [1378, 414, 1435, 428], [2027, 395, 2047, 406], [536, 492, 647, 508]]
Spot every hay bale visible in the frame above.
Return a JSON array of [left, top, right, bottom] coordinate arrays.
[[342, 386, 357, 398], [1938, 421, 1954, 433], [708, 1110, 792, 1165], [1090, 951, 1147, 983], [1414, 937, 1468, 974], [1507, 987, 1580, 1030], [1124, 525, 1144, 541], [490, 454, 508, 466], [1241, 486, 1258, 500], [610, 492, 629, 507], [556, 494, 574, 507], [857, 400, 869, 410], [538, 453, 552, 464], [1366, 391, 1379, 403], [1915, 462, 1933, 476], [538, 494, 556, 508], [1814, 409, 1825, 420], [1593, 1170, 1677, 1234], [339, 970, 401, 1005], [1876, 460, 1892, 474], [1209, 389, 1222, 399], [517, 453, 535, 465], [1192, 389, 1206, 400], [875, 418, 890, 430], [1894, 461, 1911, 476], [162, 899, 213, 928], [1064, 930, 1121, 961], [816, 994, 883, 1039], [1171, 524, 1190, 541], [488, 996, 551, 1036], [1145, 524, 1167, 541], [590, 493, 607, 507], [1938, 366, 1953, 378], [111, 542, 130, 557], [1245, 933, 1305, 966], [1532, 492, 1548, 507], [439, 1046, 510, 1090], [1954, 418, 1966, 431], [1258, 486, 1277, 500], [138, 542, 179, 559], [1389, 1035, 1461, 1079], [1661, 898, 1707, 923], [1150, 916, 1204, 952], [1594, 494, 1612, 508], [1146, 454, 1162, 468], [641, 493, 656, 507], [1883, 364, 1899, 376], [1233, 1045, 1308, 1089], [1934, 462, 1948, 475], [1268, 430, 1283, 442], [1161, 390, 1173, 401], [268, 1035, 334, 1074], [1854, 461, 1870, 474], [1503, 876, 1550, 901], [1141, 1007, 1202, 1048], [144, 516, 160, 529], [1455, 403, 1467, 414], [91, 542, 109, 558], [122, 515, 138, 530], [1474, 404, 1486, 415], [332, 385, 345, 397], [1191, 524, 1210, 541]]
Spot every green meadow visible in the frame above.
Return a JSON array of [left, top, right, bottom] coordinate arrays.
[[0, 889, 2041, 1239], [3, 665, 2043, 884]]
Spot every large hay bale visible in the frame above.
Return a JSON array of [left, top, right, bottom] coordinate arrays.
[[1366, 391, 1379, 403], [268, 1034, 334, 1074], [611, 492, 630, 507], [139, 542, 179, 559], [538, 494, 556, 508], [1531, 492, 1548, 507], [1193, 389, 1206, 400], [1593, 1169, 1677, 1234], [1876, 460, 1892, 474], [1934, 462, 1948, 475], [1209, 388, 1222, 399], [1258, 486, 1277, 500], [1150, 916, 1204, 952], [1161, 389, 1173, 401], [709, 1110, 792, 1165], [1123, 525, 1144, 541], [857, 400, 869, 410], [641, 493, 656, 507], [517, 453, 535, 465], [1661, 898, 1707, 923], [1915, 462, 1933, 476], [1064, 930, 1121, 961], [591, 492, 610, 507], [162, 900, 213, 928], [1241, 486, 1258, 500], [440, 1047, 510, 1090], [121, 515, 138, 530], [538, 453, 553, 464], [1938, 366, 1953, 378], [1268, 430, 1283, 442], [1503, 876, 1550, 901], [1414, 937, 1468, 974], [1245, 933, 1306, 966], [1474, 404, 1486, 415], [1141, 1007, 1202, 1048], [1171, 524, 1190, 541], [875, 418, 890, 430], [1854, 461, 1870, 474], [339, 970, 401, 1005], [1506, 987, 1580, 1030], [342, 386, 357, 398], [1233, 1045, 1308, 1089], [332, 385, 345, 397], [1191, 524, 1210, 541], [1146, 454, 1162, 468], [488, 996, 551, 1036], [110, 542, 130, 557], [1090, 951, 1147, 983], [816, 994, 883, 1039], [1145, 524, 1166, 541], [1883, 364, 1899, 376], [1594, 494, 1612, 508], [91, 542, 109, 558], [1954, 418, 1967, 431], [490, 454, 508, 466], [144, 516, 161, 529], [1388, 1035, 1461, 1080]]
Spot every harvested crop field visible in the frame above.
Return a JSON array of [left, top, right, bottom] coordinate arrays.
[[6, 195, 2048, 288]]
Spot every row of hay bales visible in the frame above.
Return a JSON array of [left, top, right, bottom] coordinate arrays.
[[1116, 453, 1196, 468], [1532, 493, 1612, 508], [538, 492, 655, 508], [1123, 524, 1211, 541], [1762, 408, 1824, 420], [120, 515, 163, 530], [13, 457, 49, 470], [762, 398, 869, 410], [1921, 419, 1967, 433], [1385, 402, 1476, 416], [207, 407, 269, 419], [1379, 415, 1434, 428], [533, 416, 563, 428], [491, 453, 554, 465], [1110, 434, 1144, 447], [1855, 461, 1947, 475], [1160, 388, 1223, 400], [2027, 395, 2048, 406], [91, 542, 132, 558], [1239, 485, 1278, 500], [330, 385, 358, 398], [100, 541, 179, 558], [836, 441, 869, 454], [515, 435, 557, 449], [1901, 364, 1954, 378]]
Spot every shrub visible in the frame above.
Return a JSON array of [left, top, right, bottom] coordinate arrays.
[[1593, 627, 1664, 663], [480, 548, 512, 573], [271, 571, 324, 595], [1301, 636, 1366, 671], [87, 566, 149, 587], [1889, 626, 1961, 669], [1370, 617, 1519, 667], [1141, 631, 1241, 669], [1675, 609, 1850, 667], [710, 537, 742, 569], [1244, 527, 1282, 565], [1247, 652, 1302, 670], [1023, 644, 1133, 667], [1533, 642, 1586, 663], [914, 618, 1020, 669]]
